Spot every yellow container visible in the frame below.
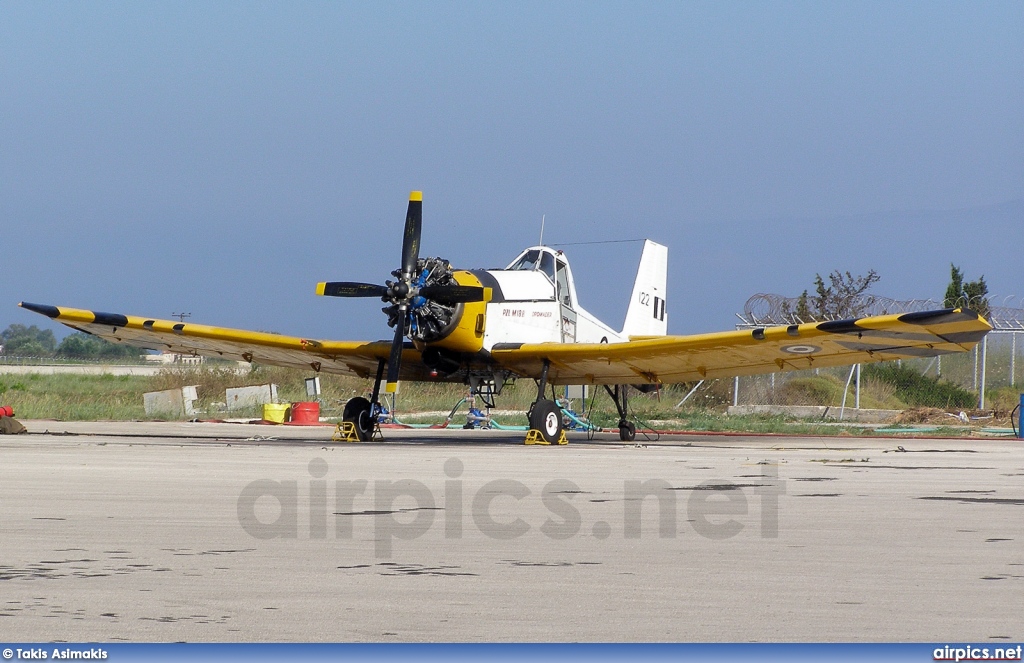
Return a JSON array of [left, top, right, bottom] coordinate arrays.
[[262, 403, 290, 424]]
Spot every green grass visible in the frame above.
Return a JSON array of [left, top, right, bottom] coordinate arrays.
[[0, 366, 539, 422], [0, 373, 149, 420], [0, 365, 1003, 437]]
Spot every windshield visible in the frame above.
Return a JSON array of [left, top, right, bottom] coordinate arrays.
[[508, 250, 541, 271], [508, 249, 556, 282]]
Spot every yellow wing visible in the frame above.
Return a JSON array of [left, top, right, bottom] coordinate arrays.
[[18, 302, 429, 380], [490, 309, 991, 385], [20, 302, 990, 386]]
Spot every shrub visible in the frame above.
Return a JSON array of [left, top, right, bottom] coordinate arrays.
[[861, 362, 975, 409]]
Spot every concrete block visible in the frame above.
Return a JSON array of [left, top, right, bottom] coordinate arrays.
[[226, 384, 278, 410], [143, 386, 199, 416]]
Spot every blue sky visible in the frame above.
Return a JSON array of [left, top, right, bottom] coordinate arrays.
[[2, 2, 1022, 340]]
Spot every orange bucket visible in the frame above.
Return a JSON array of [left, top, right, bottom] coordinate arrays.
[[290, 401, 320, 424]]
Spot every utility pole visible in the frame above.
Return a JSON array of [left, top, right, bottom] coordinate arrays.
[[172, 312, 191, 323], [1012, 332, 1017, 387]]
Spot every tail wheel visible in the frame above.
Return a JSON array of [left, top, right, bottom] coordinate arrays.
[[343, 397, 374, 442], [529, 399, 563, 444], [618, 421, 636, 442]]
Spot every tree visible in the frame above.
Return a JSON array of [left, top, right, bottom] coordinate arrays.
[[943, 264, 989, 319], [963, 277, 990, 318], [943, 264, 964, 310], [0, 324, 56, 357], [56, 332, 142, 360], [794, 290, 812, 322], [793, 269, 880, 321]]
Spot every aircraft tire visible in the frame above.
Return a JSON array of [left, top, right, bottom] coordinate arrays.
[[529, 399, 563, 444], [343, 397, 374, 441], [618, 421, 636, 442]]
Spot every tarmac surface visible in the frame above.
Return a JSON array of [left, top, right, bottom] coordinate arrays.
[[1, 420, 1021, 642]]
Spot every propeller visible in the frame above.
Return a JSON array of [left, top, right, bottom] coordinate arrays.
[[316, 282, 388, 298], [419, 284, 489, 304], [316, 191, 488, 393], [384, 191, 421, 392], [315, 281, 485, 304], [401, 192, 422, 279]]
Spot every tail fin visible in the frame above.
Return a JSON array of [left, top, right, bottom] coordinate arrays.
[[622, 240, 668, 337]]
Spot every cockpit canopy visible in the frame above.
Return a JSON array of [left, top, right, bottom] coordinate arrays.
[[504, 246, 577, 308], [508, 248, 556, 280]]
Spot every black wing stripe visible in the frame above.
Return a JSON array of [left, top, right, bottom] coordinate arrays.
[[93, 311, 129, 328]]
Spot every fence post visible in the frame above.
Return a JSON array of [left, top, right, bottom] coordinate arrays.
[[839, 364, 857, 421], [855, 364, 861, 409], [973, 345, 979, 392], [1012, 332, 1017, 387], [979, 336, 988, 410], [733, 376, 739, 407]]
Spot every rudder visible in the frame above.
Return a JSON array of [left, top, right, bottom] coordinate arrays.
[[622, 240, 668, 337]]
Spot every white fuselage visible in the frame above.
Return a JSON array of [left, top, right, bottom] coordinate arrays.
[[477, 246, 627, 350]]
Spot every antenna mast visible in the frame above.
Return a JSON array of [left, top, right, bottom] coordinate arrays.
[[538, 214, 546, 247]]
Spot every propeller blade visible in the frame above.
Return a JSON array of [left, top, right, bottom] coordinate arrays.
[[401, 191, 423, 277], [385, 309, 406, 393], [316, 282, 388, 298], [418, 284, 487, 304]]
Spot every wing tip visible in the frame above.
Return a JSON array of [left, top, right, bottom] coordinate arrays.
[[315, 282, 326, 296], [897, 308, 986, 326], [409, 190, 423, 202], [19, 301, 60, 319]]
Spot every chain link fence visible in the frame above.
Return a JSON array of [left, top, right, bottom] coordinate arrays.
[[733, 294, 1024, 411]]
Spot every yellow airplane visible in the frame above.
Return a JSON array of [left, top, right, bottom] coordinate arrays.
[[19, 191, 991, 443]]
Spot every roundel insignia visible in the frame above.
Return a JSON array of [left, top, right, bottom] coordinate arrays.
[[781, 344, 821, 355]]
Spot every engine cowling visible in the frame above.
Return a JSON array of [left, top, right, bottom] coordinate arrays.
[[382, 257, 462, 344], [381, 259, 487, 356]]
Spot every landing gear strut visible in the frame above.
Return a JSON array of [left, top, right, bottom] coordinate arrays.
[[604, 384, 636, 442], [527, 359, 564, 444], [343, 359, 386, 441]]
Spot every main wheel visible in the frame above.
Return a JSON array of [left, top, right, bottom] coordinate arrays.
[[618, 421, 636, 442], [528, 399, 564, 444], [343, 397, 374, 441]]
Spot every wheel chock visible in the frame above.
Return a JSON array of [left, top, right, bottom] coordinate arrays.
[[524, 429, 568, 445], [332, 421, 361, 442], [524, 429, 549, 445]]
